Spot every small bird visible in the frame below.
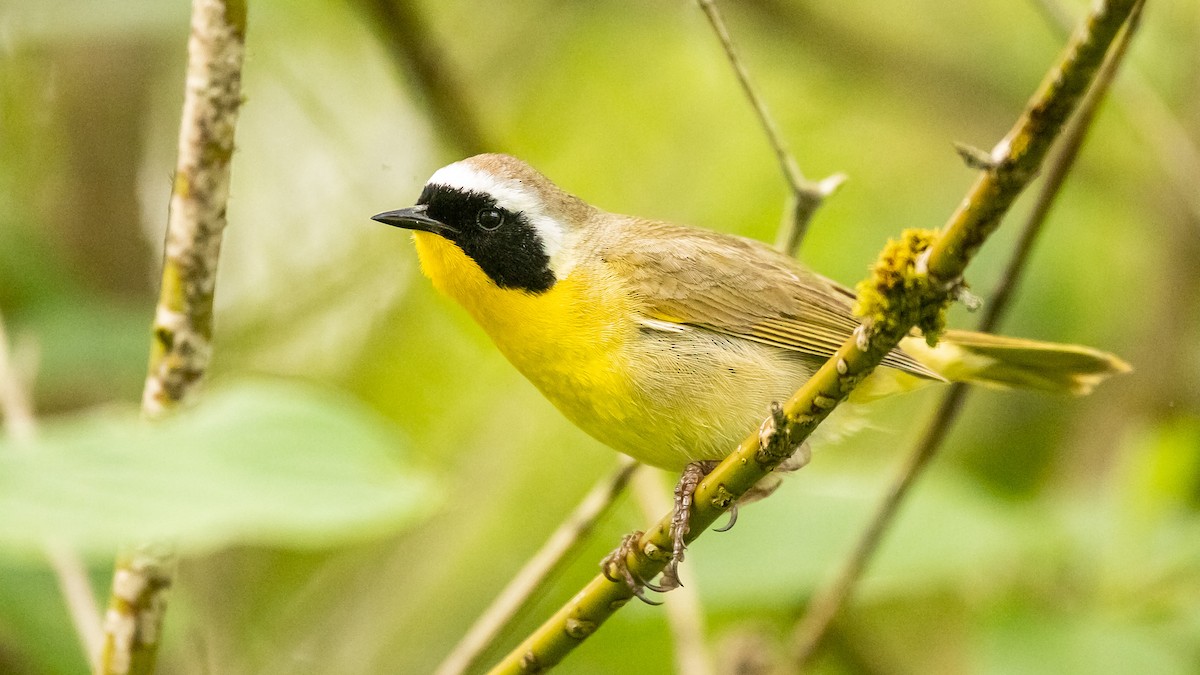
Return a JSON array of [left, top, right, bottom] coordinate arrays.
[[373, 153, 1127, 590]]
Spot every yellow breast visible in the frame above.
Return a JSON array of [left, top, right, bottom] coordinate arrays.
[[411, 232, 849, 470], [412, 232, 635, 428]]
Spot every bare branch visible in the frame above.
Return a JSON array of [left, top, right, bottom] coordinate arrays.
[[789, 2, 1144, 667], [788, 383, 969, 669], [46, 541, 106, 669], [97, 1, 247, 673], [695, 0, 845, 256]]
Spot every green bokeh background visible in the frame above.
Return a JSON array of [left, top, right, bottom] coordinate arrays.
[[1, 0, 1198, 673]]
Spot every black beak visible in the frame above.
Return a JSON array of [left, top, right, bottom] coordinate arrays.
[[371, 205, 457, 236]]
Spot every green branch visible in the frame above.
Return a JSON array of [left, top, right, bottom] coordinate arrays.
[[485, 1, 1140, 672], [97, 1, 247, 673]]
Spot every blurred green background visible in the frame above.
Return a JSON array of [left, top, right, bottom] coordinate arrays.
[[1, 0, 1198, 673]]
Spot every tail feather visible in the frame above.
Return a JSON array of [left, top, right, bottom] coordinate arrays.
[[901, 329, 1131, 395]]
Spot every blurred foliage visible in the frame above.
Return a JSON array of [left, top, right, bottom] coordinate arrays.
[[0, 381, 436, 557], [0, 0, 1197, 674]]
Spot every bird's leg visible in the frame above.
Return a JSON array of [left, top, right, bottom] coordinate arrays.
[[601, 460, 720, 600], [655, 459, 721, 592]]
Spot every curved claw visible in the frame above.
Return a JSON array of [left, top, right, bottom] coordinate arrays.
[[601, 564, 621, 585], [641, 578, 669, 593], [713, 503, 739, 533], [652, 562, 684, 593], [642, 572, 680, 594], [629, 581, 665, 604], [631, 587, 663, 606], [600, 532, 663, 605]]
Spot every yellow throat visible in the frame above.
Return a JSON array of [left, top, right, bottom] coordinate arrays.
[[412, 231, 637, 433]]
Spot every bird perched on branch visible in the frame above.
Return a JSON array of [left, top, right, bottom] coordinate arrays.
[[373, 153, 1128, 595]]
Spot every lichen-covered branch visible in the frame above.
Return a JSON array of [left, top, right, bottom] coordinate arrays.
[[97, 1, 247, 673], [485, 2, 1139, 672], [695, 0, 845, 256], [789, 3, 1144, 666]]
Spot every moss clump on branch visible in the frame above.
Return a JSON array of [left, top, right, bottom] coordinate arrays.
[[853, 228, 949, 347]]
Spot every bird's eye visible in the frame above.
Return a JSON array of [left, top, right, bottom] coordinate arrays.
[[477, 208, 504, 231]]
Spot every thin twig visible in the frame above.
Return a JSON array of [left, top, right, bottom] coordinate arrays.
[[1032, 0, 1200, 229], [789, 3, 1144, 668], [695, 0, 845, 256], [0, 315, 35, 443], [434, 458, 640, 675], [631, 469, 714, 675], [355, 0, 491, 156], [485, 2, 1138, 672], [0, 314, 105, 666], [97, 1, 247, 673], [46, 541, 106, 668]]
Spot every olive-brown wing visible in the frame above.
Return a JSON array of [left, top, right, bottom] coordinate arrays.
[[606, 221, 939, 379]]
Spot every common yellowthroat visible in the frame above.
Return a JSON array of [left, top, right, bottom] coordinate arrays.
[[373, 153, 1128, 474]]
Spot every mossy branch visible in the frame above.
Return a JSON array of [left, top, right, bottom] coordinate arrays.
[[485, 1, 1139, 672], [97, 1, 247, 674]]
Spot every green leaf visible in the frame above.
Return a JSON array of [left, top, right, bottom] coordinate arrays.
[[0, 380, 438, 559]]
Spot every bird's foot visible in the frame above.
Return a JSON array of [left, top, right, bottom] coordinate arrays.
[[604, 447, 791, 601], [601, 531, 662, 605]]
